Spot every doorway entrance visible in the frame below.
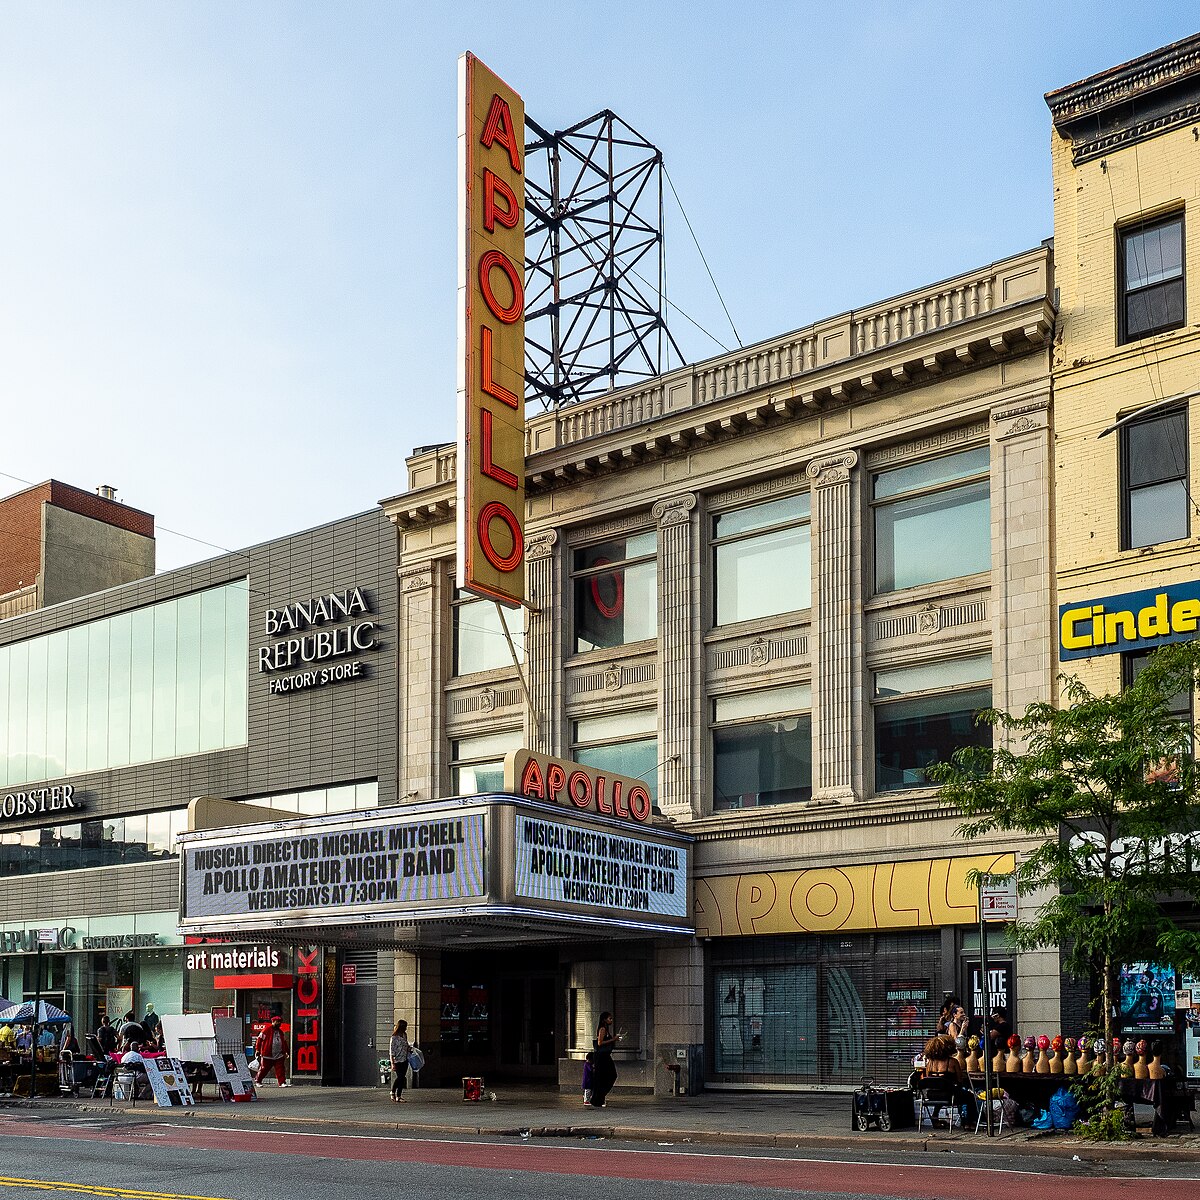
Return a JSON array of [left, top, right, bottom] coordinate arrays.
[[499, 975, 557, 1073]]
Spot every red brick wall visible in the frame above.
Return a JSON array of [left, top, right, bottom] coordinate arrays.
[[47, 480, 154, 539], [0, 483, 50, 595], [0, 480, 155, 595]]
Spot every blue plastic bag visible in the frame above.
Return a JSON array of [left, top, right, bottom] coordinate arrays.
[[1049, 1087, 1080, 1130], [1031, 1108, 1053, 1130]]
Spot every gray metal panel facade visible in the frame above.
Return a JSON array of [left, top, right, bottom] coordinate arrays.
[[0, 507, 398, 924]]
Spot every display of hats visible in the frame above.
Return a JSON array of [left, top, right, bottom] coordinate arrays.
[[1093, 1037, 1107, 1055], [1051, 1035, 1064, 1051], [1062, 1037, 1075, 1050], [1122, 1040, 1136, 1056], [1135, 1038, 1146, 1055], [955, 1035, 967, 1050], [1113, 1037, 1123, 1051], [1023, 1035, 1037, 1050], [1008, 1034, 1021, 1049], [968, 1035, 980, 1049], [1036, 1034, 1050, 1051]]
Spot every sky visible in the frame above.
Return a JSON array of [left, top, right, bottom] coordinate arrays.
[[2, 2, 1197, 572]]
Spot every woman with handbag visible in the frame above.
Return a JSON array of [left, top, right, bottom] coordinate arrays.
[[388, 1019, 411, 1103], [588, 1012, 621, 1108]]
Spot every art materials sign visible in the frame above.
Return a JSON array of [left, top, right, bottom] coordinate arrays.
[[1059, 579, 1200, 660], [257, 586, 379, 695], [457, 51, 526, 608], [504, 749, 653, 825], [179, 811, 487, 926], [512, 811, 687, 918]]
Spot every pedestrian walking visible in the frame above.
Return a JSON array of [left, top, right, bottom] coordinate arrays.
[[588, 1011, 622, 1107], [388, 1020, 411, 1103], [253, 1016, 290, 1087]]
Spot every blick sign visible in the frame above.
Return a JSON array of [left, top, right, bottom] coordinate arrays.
[[457, 51, 526, 609]]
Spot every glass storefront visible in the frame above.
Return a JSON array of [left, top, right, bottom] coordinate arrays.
[[709, 931, 942, 1086], [0, 579, 249, 789]]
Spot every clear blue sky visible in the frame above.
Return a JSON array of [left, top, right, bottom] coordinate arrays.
[[2, 3, 1195, 570]]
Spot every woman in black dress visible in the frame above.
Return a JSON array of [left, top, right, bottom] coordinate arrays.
[[588, 1012, 620, 1107]]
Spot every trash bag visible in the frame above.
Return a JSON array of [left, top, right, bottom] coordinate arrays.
[[1049, 1087, 1080, 1130], [1031, 1108, 1054, 1130]]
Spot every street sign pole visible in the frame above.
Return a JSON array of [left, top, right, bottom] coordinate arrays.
[[28, 928, 56, 1103], [979, 881, 994, 1137]]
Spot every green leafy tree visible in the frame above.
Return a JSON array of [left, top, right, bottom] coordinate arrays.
[[932, 641, 1200, 1048]]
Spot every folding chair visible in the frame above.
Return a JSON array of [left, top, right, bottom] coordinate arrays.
[[975, 1094, 1006, 1134], [914, 1077, 957, 1131]]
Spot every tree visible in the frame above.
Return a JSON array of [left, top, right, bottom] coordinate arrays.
[[932, 641, 1200, 1047]]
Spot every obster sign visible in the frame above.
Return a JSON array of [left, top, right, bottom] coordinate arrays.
[[457, 51, 526, 608]]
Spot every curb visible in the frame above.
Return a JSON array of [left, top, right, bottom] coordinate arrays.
[[7, 1098, 1200, 1162]]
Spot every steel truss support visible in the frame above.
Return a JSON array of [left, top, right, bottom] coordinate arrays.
[[524, 110, 683, 410]]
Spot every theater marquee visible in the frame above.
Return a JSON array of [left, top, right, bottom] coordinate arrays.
[[457, 51, 526, 608]]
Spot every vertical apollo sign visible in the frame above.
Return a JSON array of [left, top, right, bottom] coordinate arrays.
[[457, 52, 526, 608]]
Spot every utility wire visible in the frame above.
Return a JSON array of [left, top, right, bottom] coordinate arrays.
[[663, 166, 743, 349]]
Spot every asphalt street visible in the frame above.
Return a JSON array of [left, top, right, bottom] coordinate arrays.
[[2, 1111, 1200, 1200]]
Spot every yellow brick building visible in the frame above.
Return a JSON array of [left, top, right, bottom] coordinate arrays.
[[1049, 36, 1200, 693]]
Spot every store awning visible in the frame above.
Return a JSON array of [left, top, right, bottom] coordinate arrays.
[[177, 795, 693, 950], [213, 973, 294, 990]]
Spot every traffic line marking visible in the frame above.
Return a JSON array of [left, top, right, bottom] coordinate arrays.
[[0, 1180, 234, 1200]]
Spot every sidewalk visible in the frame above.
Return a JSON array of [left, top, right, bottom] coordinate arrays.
[[19, 1082, 1200, 1162]]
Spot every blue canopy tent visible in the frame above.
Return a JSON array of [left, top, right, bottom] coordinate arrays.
[[0, 999, 72, 1025]]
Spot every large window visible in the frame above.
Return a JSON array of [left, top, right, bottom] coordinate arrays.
[[713, 493, 811, 625], [0, 580, 249, 790], [573, 709, 658, 805], [1123, 649, 1193, 725], [1119, 213, 1185, 343], [1120, 406, 1189, 549], [0, 808, 189, 877], [873, 446, 990, 593], [573, 531, 657, 653], [453, 591, 525, 676], [874, 656, 991, 792], [451, 729, 523, 796], [712, 684, 812, 811]]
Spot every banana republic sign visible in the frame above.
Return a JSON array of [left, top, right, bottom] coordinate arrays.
[[257, 586, 379, 696], [0, 926, 162, 953]]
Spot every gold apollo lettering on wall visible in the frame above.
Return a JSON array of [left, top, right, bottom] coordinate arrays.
[[457, 52, 526, 608], [693, 852, 1017, 937]]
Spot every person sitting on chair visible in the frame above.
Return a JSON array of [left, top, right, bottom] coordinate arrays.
[[918, 1035, 978, 1127], [118, 1042, 152, 1099]]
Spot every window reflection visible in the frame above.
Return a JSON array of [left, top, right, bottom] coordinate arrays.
[[0, 580, 249, 789]]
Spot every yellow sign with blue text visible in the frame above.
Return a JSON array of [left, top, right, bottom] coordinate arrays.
[[694, 852, 1016, 937], [1059, 580, 1200, 660]]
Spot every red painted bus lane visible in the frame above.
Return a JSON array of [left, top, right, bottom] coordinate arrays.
[[0, 1117, 1196, 1199]]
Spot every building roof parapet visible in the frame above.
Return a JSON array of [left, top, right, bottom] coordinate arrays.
[[1046, 33, 1200, 164], [385, 246, 1051, 526]]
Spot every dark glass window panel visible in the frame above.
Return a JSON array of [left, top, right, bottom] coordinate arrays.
[[875, 479, 990, 592], [1127, 410, 1187, 488], [715, 523, 810, 624], [713, 714, 812, 811], [573, 559, 656, 652], [1126, 279, 1185, 340], [1123, 649, 1193, 724], [1121, 217, 1185, 342], [874, 686, 991, 791], [453, 593, 525, 676], [714, 494, 809, 539]]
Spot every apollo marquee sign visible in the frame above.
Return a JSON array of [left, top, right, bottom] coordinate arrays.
[[256, 586, 379, 695]]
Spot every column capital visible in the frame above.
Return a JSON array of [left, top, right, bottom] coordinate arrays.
[[525, 528, 559, 561], [652, 493, 697, 528], [806, 450, 859, 488]]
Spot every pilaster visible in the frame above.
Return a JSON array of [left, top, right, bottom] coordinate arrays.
[[399, 563, 445, 801], [807, 451, 860, 804], [653, 493, 699, 818], [524, 529, 562, 754]]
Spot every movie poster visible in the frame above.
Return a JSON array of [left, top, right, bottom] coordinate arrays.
[[1118, 962, 1176, 1033], [886, 980, 932, 1061]]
